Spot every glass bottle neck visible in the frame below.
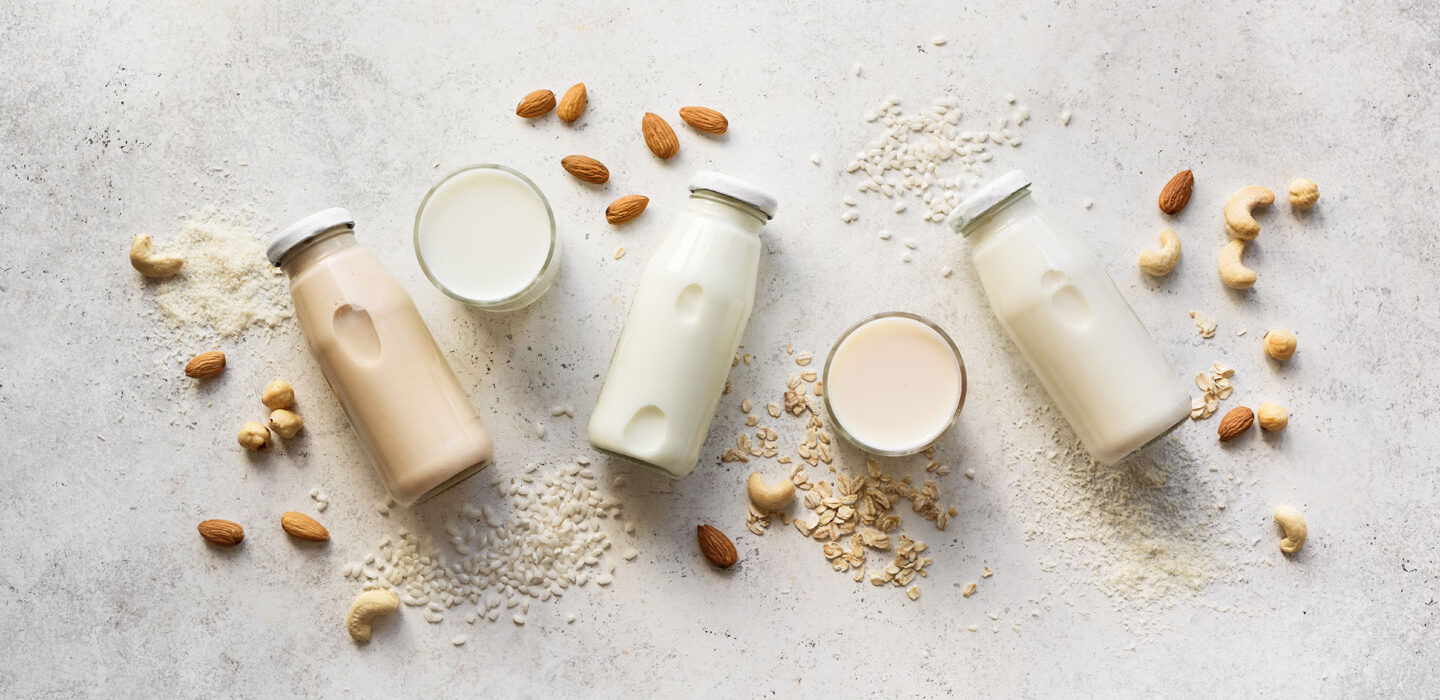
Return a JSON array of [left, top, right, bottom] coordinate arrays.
[[278, 228, 357, 277], [689, 190, 768, 233], [961, 188, 1038, 239]]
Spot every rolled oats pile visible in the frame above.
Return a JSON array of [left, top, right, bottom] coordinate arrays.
[[1190, 361, 1235, 420], [734, 348, 957, 599]]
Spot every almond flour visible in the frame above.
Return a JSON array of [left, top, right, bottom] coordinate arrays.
[[143, 206, 292, 358]]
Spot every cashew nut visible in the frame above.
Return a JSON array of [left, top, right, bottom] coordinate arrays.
[[1288, 178, 1318, 210], [746, 472, 795, 513], [128, 234, 184, 278], [1273, 505, 1307, 555], [1218, 239, 1256, 289], [346, 589, 399, 643], [1137, 228, 1182, 277], [1222, 186, 1274, 241]]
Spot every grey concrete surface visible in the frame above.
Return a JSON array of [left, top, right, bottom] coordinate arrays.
[[1, 1, 1437, 697]]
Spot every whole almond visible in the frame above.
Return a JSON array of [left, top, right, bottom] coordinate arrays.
[[515, 89, 556, 118], [197, 519, 244, 546], [678, 106, 729, 135], [1217, 406, 1255, 441], [641, 112, 679, 159], [557, 83, 587, 122], [561, 155, 610, 184], [696, 524, 738, 569], [184, 351, 226, 379], [281, 511, 330, 542], [606, 195, 650, 225], [1158, 170, 1195, 215]]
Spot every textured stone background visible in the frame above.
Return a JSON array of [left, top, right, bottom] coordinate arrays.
[[1, 1, 1437, 697]]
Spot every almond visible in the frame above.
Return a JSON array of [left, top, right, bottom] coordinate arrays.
[[696, 524, 738, 569], [1217, 406, 1255, 442], [678, 106, 728, 135], [197, 519, 244, 546], [184, 351, 226, 379], [606, 195, 649, 225], [641, 112, 679, 159], [1158, 170, 1194, 215], [515, 89, 556, 118], [557, 83, 587, 122], [281, 511, 330, 542], [561, 155, 610, 184]]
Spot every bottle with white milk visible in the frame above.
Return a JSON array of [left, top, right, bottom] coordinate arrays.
[[271, 208, 493, 505], [588, 171, 777, 478], [948, 171, 1190, 464]]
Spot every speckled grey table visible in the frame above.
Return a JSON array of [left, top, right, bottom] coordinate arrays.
[[2, 1, 1437, 697]]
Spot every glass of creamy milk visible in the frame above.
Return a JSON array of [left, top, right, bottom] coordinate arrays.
[[414, 164, 559, 311], [821, 312, 967, 456]]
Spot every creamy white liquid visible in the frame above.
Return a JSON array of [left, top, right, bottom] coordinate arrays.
[[824, 315, 964, 454], [967, 193, 1191, 464], [588, 195, 765, 478], [416, 168, 552, 302]]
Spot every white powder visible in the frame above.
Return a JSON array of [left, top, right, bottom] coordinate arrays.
[[1005, 404, 1262, 628], [144, 206, 291, 351]]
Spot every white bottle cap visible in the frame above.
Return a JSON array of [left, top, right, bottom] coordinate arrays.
[[946, 170, 1031, 235], [268, 207, 355, 264], [690, 171, 778, 220]]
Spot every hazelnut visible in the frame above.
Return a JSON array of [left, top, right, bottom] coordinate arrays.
[[1263, 330, 1297, 362], [262, 379, 295, 410], [1257, 402, 1288, 432], [1288, 178, 1319, 210], [268, 409, 304, 439], [237, 421, 270, 451]]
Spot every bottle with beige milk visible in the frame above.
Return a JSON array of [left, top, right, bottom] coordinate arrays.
[[270, 208, 493, 505], [948, 171, 1190, 464], [588, 172, 777, 478]]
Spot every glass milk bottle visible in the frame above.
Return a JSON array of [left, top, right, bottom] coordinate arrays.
[[947, 172, 1190, 464], [588, 172, 777, 478], [270, 208, 493, 505]]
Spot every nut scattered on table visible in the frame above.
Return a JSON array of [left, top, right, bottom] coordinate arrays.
[[129, 233, 184, 278], [678, 106, 729, 135], [1217, 406, 1254, 441], [1273, 505, 1307, 554], [747, 472, 795, 513], [197, 519, 244, 546], [515, 89, 556, 118], [1157, 169, 1194, 215], [557, 83, 587, 123], [269, 409, 304, 439], [606, 195, 650, 225], [561, 155, 610, 184], [1222, 185, 1274, 241], [1257, 402, 1288, 432], [184, 351, 226, 379], [1137, 228, 1182, 277], [262, 379, 295, 409], [281, 511, 330, 541], [347, 589, 399, 643], [1288, 178, 1319, 210], [1263, 330, 1298, 362], [237, 421, 270, 451], [697, 524, 738, 568], [641, 112, 679, 159]]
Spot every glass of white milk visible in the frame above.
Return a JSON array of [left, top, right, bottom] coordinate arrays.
[[414, 164, 559, 311], [821, 312, 967, 455]]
